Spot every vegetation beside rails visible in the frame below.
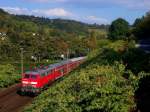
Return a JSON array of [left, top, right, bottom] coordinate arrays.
[[24, 40, 150, 112], [0, 64, 20, 88], [0, 60, 58, 88]]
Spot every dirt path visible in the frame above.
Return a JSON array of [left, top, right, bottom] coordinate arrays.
[[0, 84, 33, 112]]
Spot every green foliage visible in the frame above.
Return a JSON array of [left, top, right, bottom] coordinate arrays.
[[97, 39, 111, 48], [134, 72, 150, 112], [15, 16, 88, 36], [109, 18, 129, 40], [0, 9, 107, 62], [23, 39, 150, 112], [1, 8, 150, 112], [86, 31, 98, 50], [133, 13, 150, 39], [24, 40, 143, 112], [0, 64, 20, 88], [24, 64, 135, 112], [106, 40, 128, 52], [122, 48, 150, 73], [133, 18, 143, 27], [15, 15, 109, 36]]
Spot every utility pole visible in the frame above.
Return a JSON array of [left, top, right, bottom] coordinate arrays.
[[20, 48, 24, 76], [38, 53, 40, 63], [67, 49, 69, 73]]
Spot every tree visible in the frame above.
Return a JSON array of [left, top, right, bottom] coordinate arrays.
[[133, 18, 143, 27], [87, 31, 97, 50], [133, 13, 150, 40], [108, 18, 129, 40]]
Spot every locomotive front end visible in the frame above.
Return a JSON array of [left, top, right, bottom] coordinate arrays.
[[21, 72, 41, 93]]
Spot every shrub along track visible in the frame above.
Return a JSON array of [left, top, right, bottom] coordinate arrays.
[[0, 84, 33, 112]]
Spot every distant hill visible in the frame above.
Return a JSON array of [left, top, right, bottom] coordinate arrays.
[[14, 15, 88, 35], [0, 9, 8, 15], [0, 8, 108, 61], [14, 15, 109, 35], [0, 8, 108, 35]]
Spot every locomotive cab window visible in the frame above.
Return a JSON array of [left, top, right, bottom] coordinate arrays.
[[24, 74, 30, 78], [31, 75, 37, 79]]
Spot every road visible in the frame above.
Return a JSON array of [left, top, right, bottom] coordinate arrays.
[[139, 40, 150, 53], [0, 84, 33, 112]]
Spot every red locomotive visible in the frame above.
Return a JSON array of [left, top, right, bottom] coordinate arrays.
[[21, 57, 85, 93]]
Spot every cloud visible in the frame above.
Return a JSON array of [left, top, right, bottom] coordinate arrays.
[[1, 6, 109, 24], [32, 8, 72, 17], [1, 7, 30, 15], [1, 7, 72, 17]]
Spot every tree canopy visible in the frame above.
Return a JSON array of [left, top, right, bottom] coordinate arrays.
[[133, 13, 150, 40], [0, 8, 107, 62], [108, 18, 129, 40]]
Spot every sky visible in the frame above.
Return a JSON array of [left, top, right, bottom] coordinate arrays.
[[0, 0, 150, 25]]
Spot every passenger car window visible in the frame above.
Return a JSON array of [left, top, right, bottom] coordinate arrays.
[[41, 73, 45, 77]]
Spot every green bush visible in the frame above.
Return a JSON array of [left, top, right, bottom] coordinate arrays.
[[106, 40, 128, 53], [24, 50, 135, 112], [108, 18, 129, 40], [24, 40, 150, 112], [0, 64, 20, 88], [97, 39, 111, 48], [24, 64, 135, 112]]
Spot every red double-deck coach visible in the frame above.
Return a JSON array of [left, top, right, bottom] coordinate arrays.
[[21, 57, 85, 93]]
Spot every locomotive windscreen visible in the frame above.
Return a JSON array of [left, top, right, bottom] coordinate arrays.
[[24, 74, 30, 78], [24, 74, 37, 79], [31, 75, 37, 79]]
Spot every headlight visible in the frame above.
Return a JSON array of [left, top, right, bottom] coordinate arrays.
[[22, 81, 29, 84], [30, 82, 37, 84]]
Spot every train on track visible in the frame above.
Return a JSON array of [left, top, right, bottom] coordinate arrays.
[[21, 57, 85, 94]]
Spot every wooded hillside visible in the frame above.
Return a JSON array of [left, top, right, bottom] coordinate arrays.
[[0, 9, 108, 62]]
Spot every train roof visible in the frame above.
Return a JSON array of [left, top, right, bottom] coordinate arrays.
[[24, 57, 85, 75], [70, 57, 86, 62]]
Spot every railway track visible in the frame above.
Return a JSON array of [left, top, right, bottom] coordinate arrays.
[[0, 84, 33, 112]]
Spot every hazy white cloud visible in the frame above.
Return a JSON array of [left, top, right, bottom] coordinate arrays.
[[1, 6, 108, 24], [88, 16, 98, 20], [1, 7, 30, 15], [1, 7, 72, 17], [32, 8, 72, 17]]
